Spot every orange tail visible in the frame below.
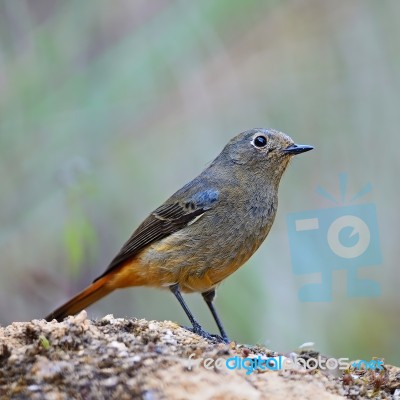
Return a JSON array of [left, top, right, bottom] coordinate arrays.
[[45, 275, 114, 322]]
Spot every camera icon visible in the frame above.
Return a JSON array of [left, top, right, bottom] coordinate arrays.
[[287, 193, 382, 302]]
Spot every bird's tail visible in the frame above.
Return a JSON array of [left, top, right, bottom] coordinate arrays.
[[45, 275, 114, 322]]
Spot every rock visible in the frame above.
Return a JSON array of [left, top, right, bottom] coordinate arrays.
[[0, 311, 398, 399]]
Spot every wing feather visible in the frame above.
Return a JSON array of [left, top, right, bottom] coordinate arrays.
[[93, 189, 218, 281]]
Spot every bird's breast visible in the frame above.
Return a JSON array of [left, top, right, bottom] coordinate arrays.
[[138, 195, 278, 293]]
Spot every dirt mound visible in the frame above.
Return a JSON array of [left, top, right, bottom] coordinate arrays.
[[0, 311, 398, 399]]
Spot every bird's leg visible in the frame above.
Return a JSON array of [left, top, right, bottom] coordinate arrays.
[[169, 284, 224, 343], [202, 289, 230, 343]]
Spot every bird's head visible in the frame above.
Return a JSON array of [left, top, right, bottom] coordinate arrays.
[[217, 128, 313, 184]]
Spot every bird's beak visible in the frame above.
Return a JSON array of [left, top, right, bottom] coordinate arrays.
[[282, 143, 314, 155]]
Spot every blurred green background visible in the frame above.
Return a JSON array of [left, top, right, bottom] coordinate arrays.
[[1, 0, 399, 364]]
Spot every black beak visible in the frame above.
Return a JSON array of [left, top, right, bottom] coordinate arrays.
[[282, 143, 314, 155]]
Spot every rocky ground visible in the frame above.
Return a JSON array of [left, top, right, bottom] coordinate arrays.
[[0, 311, 399, 399]]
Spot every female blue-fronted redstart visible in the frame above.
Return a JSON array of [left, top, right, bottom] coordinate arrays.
[[45, 128, 313, 342]]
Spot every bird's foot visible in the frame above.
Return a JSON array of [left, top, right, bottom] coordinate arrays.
[[182, 323, 230, 344], [209, 333, 230, 344]]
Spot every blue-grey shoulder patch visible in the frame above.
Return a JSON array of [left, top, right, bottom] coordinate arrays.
[[191, 189, 219, 209]]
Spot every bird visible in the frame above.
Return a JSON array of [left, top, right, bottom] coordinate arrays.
[[45, 128, 313, 342]]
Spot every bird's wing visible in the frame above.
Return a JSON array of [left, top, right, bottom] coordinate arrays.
[[93, 188, 219, 281]]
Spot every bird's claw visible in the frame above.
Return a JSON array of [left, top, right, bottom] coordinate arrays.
[[182, 324, 230, 344]]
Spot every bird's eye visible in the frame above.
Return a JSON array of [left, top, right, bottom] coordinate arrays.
[[253, 135, 267, 148]]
